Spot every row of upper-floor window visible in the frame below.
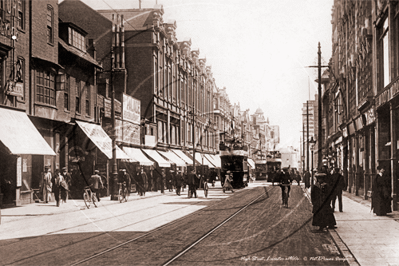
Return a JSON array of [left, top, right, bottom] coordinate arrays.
[[154, 53, 212, 116], [156, 119, 216, 148], [36, 70, 91, 117]]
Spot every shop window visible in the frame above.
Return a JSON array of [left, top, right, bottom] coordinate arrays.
[[47, 5, 53, 44], [36, 70, 55, 106]]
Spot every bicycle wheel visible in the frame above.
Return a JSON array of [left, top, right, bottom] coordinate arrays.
[[83, 191, 91, 209], [204, 184, 208, 198], [92, 194, 98, 207], [124, 188, 128, 202], [118, 189, 123, 203]]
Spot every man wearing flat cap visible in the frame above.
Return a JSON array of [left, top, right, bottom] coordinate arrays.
[[372, 163, 392, 216]]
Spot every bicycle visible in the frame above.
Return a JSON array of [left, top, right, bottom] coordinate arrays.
[[83, 186, 98, 209], [118, 182, 128, 203]]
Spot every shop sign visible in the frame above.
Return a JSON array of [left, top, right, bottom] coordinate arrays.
[[123, 94, 140, 125], [103, 99, 122, 118], [145, 135, 156, 147], [104, 98, 111, 118], [122, 121, 140, 145], [376, 79, 399, 108], [365, 107, 375, 125]]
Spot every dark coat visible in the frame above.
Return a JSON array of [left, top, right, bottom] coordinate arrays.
[[311, 181, 336, 228], [372, 173, 392, 216], [187, 172, 198, 186], [174, 173, 183, 187], [331, 172, 346, 195]]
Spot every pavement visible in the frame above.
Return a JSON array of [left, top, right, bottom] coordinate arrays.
[[303, 186, 399, 266], [2, 182, 399, 266]]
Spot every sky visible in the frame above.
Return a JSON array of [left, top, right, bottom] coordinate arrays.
[[70, 0, 334, 150]]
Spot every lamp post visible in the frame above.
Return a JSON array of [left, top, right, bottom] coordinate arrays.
[[309, 136, 316, 186]]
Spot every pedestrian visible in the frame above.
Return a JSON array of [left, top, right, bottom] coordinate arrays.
[[311, 171, 336, 231], [331, 168, 346, 212], [137, 167, 147, 196], [167, 169, 174, 192], [279, 168, 292, 206], [160, 168, 166, 193], [304, 170, 311, 188], [61, 167, 72, 202], [187, 169, 198, 198], [223, 171, 234, 192], [53, 169, 62, 207], [174, 169, 184, 196], [371, 164, 392, 216], [40, 165, 52, 203], [89, 170, 104, 202]]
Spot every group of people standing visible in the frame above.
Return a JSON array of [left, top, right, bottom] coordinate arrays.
[[40, 166, 72, 207]]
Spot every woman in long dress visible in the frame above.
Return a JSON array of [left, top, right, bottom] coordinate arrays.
[[223, 172, 234, 192], [311, 172, 336, 231], [372, 165, 392, 216]]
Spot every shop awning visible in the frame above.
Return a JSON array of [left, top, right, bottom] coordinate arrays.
[[247, 159, 256, 169], [171, 149, 193, 165], [158, 150, 186, 167], [200, 153, 215, 167], [76, 121, 130, 160], [142, 149, 171, 167], [204, 154, 218, 168], [0, 108, 56, 155], [190, 152, 213, 167], [122, 147, 154, 166], [209, 154, 222, 168]]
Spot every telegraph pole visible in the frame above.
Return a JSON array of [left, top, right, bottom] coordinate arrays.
[[306, 100, 309, 172], [192, 109, 196, 173], [307, 43, 328, 171], [317, 43, 323, 170]]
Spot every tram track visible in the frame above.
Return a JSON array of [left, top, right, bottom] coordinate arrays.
[[4, 186, 270, 266], [70, 187, 270, 266]]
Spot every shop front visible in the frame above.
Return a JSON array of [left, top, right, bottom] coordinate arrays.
[[0, 108, 56, 207], [66, 121, 130, 199]]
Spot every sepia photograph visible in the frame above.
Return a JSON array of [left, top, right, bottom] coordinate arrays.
[[0, 0, 398, 265]]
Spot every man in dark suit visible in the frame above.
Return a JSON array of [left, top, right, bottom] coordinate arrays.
[[187, 169, 198, 198], [331, 168, 346, 212]]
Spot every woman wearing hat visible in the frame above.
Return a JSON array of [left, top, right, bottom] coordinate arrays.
[[311, 170, 336, 231], [372, 164, 392, 216]]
